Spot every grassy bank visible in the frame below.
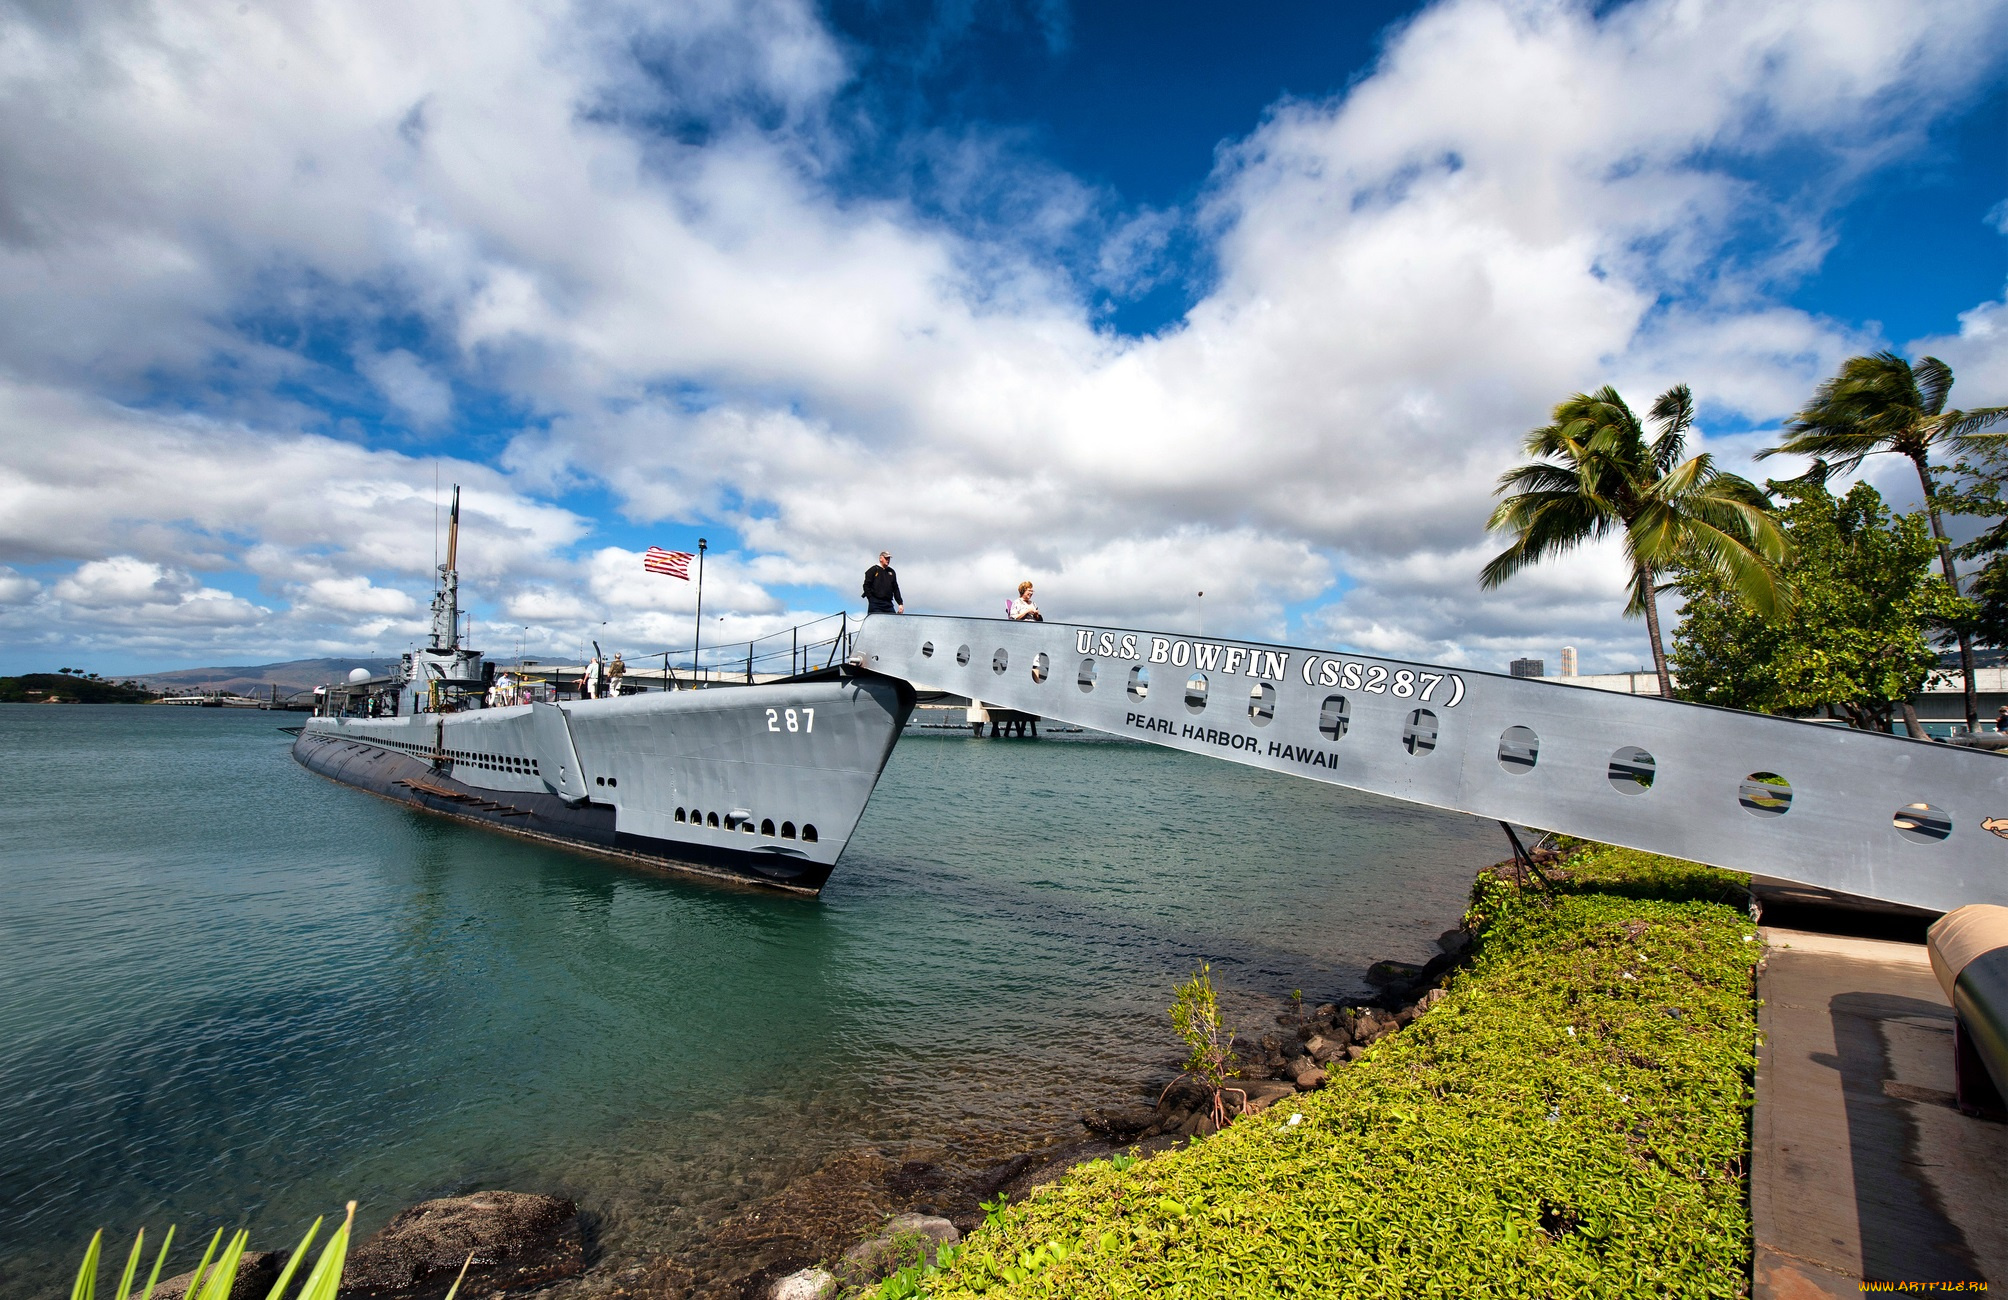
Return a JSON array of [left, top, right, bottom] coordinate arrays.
[[899, 845, 1760, 1298]]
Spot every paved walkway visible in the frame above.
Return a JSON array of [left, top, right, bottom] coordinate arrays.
[[1752, 928, 2005, 1295]]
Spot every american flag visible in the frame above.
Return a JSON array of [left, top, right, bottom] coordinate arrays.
[[643, 547, 694, 579]]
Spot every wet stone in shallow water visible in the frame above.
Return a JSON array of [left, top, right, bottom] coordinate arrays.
[[337, 1190, 582, 1300], [768, 1267, 836, 1300], [838, 1214, 960, 1287]]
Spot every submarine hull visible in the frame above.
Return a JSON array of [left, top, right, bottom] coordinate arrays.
[[293, 671, 913, 895]]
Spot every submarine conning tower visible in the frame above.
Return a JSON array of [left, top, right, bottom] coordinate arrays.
[[401, 484, 488, 713]]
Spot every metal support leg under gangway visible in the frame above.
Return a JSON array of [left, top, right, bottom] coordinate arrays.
[[854, 614, 2008, 914]]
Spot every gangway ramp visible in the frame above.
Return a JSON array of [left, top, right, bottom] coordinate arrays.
[[855, 614, 2008, 914]]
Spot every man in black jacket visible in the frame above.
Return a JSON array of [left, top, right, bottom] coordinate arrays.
[[863, 550, 904, 615]]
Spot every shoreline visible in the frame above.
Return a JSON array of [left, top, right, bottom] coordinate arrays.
[[800, 842, 1767, 1298], [519, 860, 1514, 1298], [302, 863, 1501, 1300], [76, 849, 2001, 1298]]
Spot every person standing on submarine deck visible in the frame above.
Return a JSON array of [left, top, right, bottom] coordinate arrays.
[[864, 551, 903, 615]]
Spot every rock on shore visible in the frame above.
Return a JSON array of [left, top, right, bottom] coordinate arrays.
[[766, 1266, 836, 1300], [337, 1191, 584, 1300], [836, 1213, 959, 1288], [150, 1252, 288, 1300]]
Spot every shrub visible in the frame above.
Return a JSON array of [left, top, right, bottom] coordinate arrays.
[[1165, 963, 1247, 1129]]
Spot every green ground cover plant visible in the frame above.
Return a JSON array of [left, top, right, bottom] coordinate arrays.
[[889, 844, 1760, 1299]]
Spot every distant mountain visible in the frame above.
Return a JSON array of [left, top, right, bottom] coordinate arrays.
[[138, 657, 397, 699]]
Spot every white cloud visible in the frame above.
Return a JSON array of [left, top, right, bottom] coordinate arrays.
[[355, 349, 453, 427], [1911, 297, 2008, 407], [296, 574, 419, 616], [504, 587, 594, 625], [0, 0, 2003, 672], [0, 383, 583, 581], [0, 381, 584, 659], [52, 556, 266, 627], [0, 566, 38, 605]]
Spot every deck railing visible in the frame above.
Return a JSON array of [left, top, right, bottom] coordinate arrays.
[[506, 610, 862, 696]]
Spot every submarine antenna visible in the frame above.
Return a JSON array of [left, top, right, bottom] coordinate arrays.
[[445, 485, 460, 649]]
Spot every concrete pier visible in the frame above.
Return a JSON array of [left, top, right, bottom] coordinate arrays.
[[1752, 928, 2004, 1294]]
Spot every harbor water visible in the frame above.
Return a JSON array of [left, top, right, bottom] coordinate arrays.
[[0, 704, 1501, 1296]]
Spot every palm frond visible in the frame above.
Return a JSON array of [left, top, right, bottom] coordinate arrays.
[[1647, 384, 1693, 477], [1481, 494, 1615, 588], [1694, 494, 1789, 565], [179, 1232, 223, 1300], [1493, 461, 1584, 497], [1763, 457, 1831, 492], [1915, 355, 1953, 417], [1622, 562, 1656, 618], [1767, 350, 1951, 466], [1939, 406, 2008, 442], [1622, 502, 1689, 569], [1678, 515, 1792, 618], [1649, 384, 1694, 436], [1649, 452, 1713, 500]]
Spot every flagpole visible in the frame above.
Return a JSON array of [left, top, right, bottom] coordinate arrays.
[[692, 538, 707, 687]]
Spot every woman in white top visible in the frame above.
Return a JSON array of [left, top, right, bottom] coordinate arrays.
[[1007, 580, 1043, 621]]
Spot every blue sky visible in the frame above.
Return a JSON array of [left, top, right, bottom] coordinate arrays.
[[1790, 83, 2005, 345], [0, 0, 2003, 676]]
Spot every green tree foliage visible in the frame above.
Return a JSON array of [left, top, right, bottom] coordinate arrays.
[[1669, 480, 1967, 733], [1759, 351, 2008, 727], [0, 674, 156, 703], [1483, 384, 1785, 698]]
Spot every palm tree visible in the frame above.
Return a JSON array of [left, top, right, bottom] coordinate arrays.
[[1759, 352, 2008, 730], [1482, 384, 1787, 698]]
